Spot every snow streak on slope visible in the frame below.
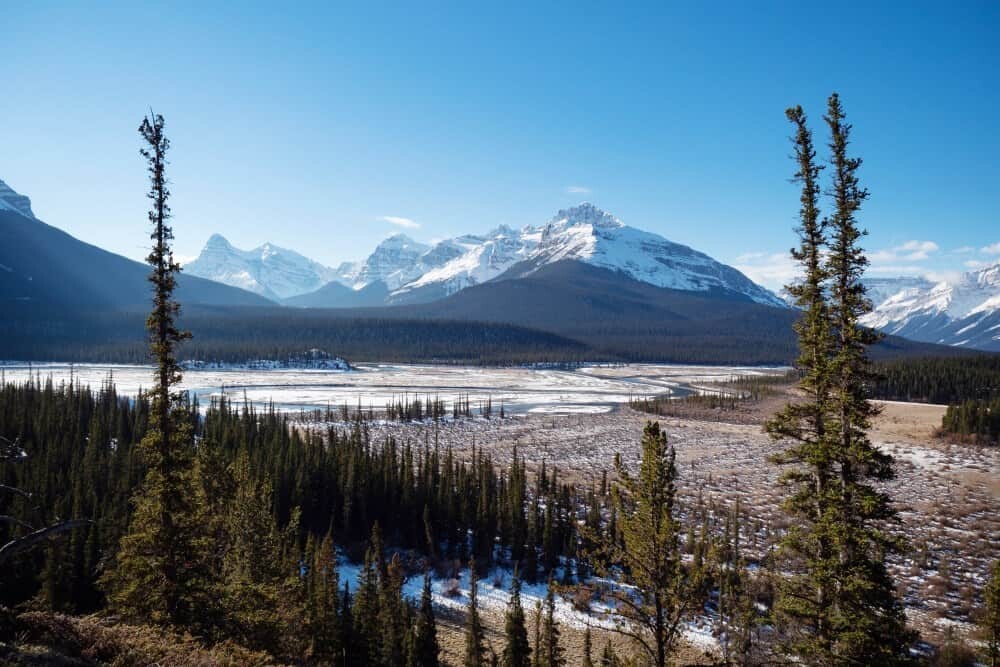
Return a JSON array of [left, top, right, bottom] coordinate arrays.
[[390, 225, 541, 301], [863, 276, 935, 309]]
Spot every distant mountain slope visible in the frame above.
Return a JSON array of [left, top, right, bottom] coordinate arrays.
[[185, 234, 341, 300], [505, 204, 785, 307], [0, 208, 271, 309], [863, 276, 935, 308], [283, 279, 389, 308], [247, 203, 786, 309], [388, 226, 541, 304], [861, 263, 1000, 351], [384, 260, 958, 363], [0, 178, 37, 220]]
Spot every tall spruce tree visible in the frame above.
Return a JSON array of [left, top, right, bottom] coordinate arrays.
[[464, 558, 488, 667], [379, 553, 409, 666], [411, 572, 441, 667], [585, 421, 706, 667], [769, 95, 912, 665], [219, 451, 287, 651], [539, 581, 566, 667], [823, 92, 912, 663], [502, 565, 532, 667], [764, 102, 844, 663], [104, 113, 206, 627], [308, 529, 342, 662]]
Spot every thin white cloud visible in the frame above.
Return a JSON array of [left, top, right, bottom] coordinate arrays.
[[565, 185, 591, 194], [379, 215, 420, 229], [952, 246, 976, 254], [869, 240, 939, 263], [964, 259, 992, 270], [733, 251, 799, 292], [922, 270, 961, 284], [981, 242, 1000, 255]]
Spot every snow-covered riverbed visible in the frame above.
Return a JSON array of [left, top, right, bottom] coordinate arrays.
[[0, 362, 785, 416]]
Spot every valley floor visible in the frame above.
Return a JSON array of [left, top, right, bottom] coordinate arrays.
[[312, 398, 998, 658]]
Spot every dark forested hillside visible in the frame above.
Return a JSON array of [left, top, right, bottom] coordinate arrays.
[[0, 303, 592, 365]]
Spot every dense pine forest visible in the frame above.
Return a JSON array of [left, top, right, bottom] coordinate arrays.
[[872, 355, 1000, 404]]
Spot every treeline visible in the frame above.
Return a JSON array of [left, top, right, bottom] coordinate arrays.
[[0, 378, 592, 613], [941, 397, 1000, 445], [0, 304, 594, 366], [872, 354, 1000, 404], [628, 371, 799, 416]]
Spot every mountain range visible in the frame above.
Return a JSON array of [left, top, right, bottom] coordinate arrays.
[[0, 176, 992, 361], [187, 203, 786, 309], [861, 264, 1000, 351]]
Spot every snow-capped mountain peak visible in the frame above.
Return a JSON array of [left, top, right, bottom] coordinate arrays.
[[189, 203, 785, 310], [861, 262, 1000, 350], [514, 203, 786, 307], [348, 234, 433, 290], [0, 179, 37, 220], [185, 235, 339, 300], [546, 203, 623, 233]]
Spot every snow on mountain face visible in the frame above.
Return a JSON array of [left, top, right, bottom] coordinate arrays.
[[863, 276, 935, 309], [390, 225, 541, 301], [190, 203, 784, 309], [516, 203, 786, 307], [347, 234, 433, 291], [0, 179, 37, 220], [185, 234, 340, 300], [861, 263, 1000, 350]]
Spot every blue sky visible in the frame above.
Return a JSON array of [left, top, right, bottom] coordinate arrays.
[[2, 1, 997, 289]]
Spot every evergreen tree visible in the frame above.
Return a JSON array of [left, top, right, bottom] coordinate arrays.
[[411, 572, 441, 667], [103, 113, 207, 628], [379, 553, 409, 666], [714, 506, 764, 666], [823, 92, 912, 663], [502, 565, 531, 667], [308, 529, 342, 663], [983, 560, 1000, 667], [539, 581, 565, 667], [218, 451, 288, 651], [768, 95, 912, 665], [464, 558, 488, 667], [585, 422, 706, 667], [353, 525, 383, 665], [532, 600, 543, 667], [763, 102, 842, 663]]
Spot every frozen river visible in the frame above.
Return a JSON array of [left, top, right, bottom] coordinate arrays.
[[0, 362, 786, 416]]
